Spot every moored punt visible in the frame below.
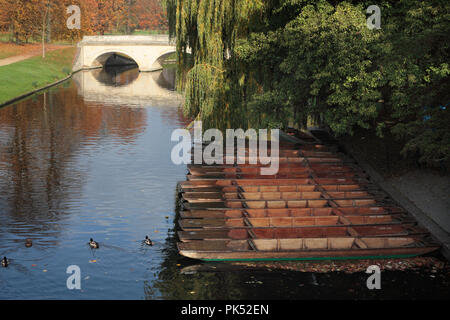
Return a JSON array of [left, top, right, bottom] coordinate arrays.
[[182, 190, 373, 202], [177, 237, 439, 261], [177, 224, 429, 241], [187, 165, 354, 176], [179, 177, 367, 189], [186, 171, 361, 180], [182, 184, 368, 193], [184, 198, 379, 209], [187, 161, 348, 169], [179, 207, 406, 219], [189, 156, 342, 165], [178, 214, 404, 230]]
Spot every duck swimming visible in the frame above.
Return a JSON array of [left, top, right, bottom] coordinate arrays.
[[25, 239, 32, 248], [144, 236, 153, 246], [1, 257, 8, 267], [89, 238, 99, 249]]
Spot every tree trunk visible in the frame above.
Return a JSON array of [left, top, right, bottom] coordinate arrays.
[[42, 1, 50, 58], [42, 22, 45, 58]]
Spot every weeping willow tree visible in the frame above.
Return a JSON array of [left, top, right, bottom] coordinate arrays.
[[166, 0, 450, 167], [166, 0, 269, 130]]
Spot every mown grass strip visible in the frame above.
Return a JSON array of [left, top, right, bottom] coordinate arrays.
[[0, 47, 76, 105]]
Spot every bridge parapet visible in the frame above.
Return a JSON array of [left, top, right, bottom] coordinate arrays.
[[80, 35, 174, 46]]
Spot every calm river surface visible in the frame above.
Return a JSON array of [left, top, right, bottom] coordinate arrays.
[[0, 66, 448, 299]]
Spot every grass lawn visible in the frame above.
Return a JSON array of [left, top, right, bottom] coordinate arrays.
[[0, 46, 76, 105]]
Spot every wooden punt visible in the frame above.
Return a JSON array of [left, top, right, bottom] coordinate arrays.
[[177, 225, 429, 242], [189, 156, 343, 165], [196, 148, 341, 159], [177, 237, 439, 261], [179, 178, 365, 188], [192, 147, 304, 157], [182, 184, 368, 193], [188, 165, 353, 176], [182, 191, 373, 202], [179, 183, 363, 193], [179, 207, 406, 219], [178, 215, 403, 230], [183, 198, 380, 210], [187, 161, 348, 170], [184, 197, 379, 208], [186, 171, 360, 180]]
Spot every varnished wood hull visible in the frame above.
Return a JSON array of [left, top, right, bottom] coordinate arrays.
[[177, 239, 438, 261], [180, 207, 405, 219], [177, 224, 427, 242], [178, 245, 438, 261], [178, 215, 404, 229]]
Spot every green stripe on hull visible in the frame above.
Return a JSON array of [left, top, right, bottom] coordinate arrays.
[[201, 254, 419, 262]]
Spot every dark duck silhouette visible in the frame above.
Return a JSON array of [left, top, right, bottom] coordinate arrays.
[[144, 236, 153, 246], [1, 257, 8, 267], [89, 238, 99, 249], [25, 239, 32, 248]]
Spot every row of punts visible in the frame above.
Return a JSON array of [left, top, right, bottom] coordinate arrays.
[[176, 131, 439, 261]]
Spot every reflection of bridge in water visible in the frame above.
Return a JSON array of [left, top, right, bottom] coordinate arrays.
[[72, 67, 183, 107]]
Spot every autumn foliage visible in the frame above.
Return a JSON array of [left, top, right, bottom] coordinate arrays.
[[0, 0, 168, 43]]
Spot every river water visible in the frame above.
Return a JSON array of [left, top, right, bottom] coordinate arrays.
[[0, 66, 448, 299]]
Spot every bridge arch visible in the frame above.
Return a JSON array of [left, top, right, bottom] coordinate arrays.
[[149, 49, 177, 71], [89, 49, 141, 70]]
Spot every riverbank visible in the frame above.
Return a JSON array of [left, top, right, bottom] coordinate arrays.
[[0, 46, 76, 106], [340, 131, 450, 261]]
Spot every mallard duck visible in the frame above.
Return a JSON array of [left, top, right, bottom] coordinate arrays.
[[25, 239, 32, 248], [1, 257, 8, 267], [89, 238, 99, 249], [144, 236, 153, 246]]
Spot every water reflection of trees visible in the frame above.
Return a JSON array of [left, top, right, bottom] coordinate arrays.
[[0, 81, 147, 248]]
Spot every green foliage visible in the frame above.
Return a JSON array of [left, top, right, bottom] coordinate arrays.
[[170, 0, 450, 166], [169, 0, 267, 130]]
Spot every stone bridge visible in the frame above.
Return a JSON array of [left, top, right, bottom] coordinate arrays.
[[72, 35, 179, 72]]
